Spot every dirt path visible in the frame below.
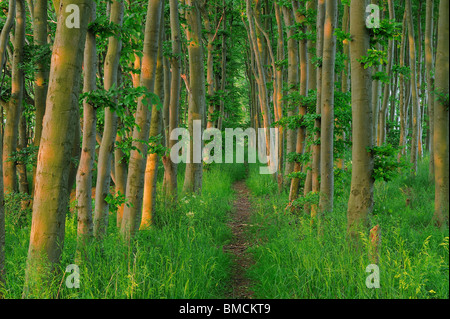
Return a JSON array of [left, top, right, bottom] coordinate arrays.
[[224, 180, 255, 299]]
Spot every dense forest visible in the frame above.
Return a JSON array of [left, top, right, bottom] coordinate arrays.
[[0, 0, 448, 300]]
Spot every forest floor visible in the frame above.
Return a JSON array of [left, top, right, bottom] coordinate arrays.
[[224, 180, 255, 299]]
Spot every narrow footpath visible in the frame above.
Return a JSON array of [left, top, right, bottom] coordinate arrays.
[[224, 179, 255, 299]]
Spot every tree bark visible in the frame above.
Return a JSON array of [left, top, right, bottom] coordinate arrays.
[[141, 4, 165, 229], [183, 0, 206, 194], [336, 2, 349, 169], [121, 0, 163, 241], [432, 0, 449, 228], [0, 0, 15, 288], [406, 0, 421, 172], [398, 10, 407, 160], [311, 0, 325, 218], [24, 0, 92, 297], [93, 0, 124, 238], [3, 0, 25, 194], [162, 0, 181, 200], [347, 0, 374, 241], [76, 2, 97, 250], [282, 5, 299, 180], [377, 0, 394, 146], [318, 0, 337, 214], [274, 2, 284, 190], [289, 0, 308, 203], [32, 0, 49, 189], [425, 0, 434, 179]]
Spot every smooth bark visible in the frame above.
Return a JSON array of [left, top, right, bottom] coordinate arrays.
[[24, 0, 92, 297]]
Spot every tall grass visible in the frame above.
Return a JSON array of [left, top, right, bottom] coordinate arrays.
[[245, 159, 449, 299], [2, 162, 246, 298]]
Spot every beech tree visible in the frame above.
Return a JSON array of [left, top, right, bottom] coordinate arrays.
[[183, 0, 206, 194], [318, 0, 337, 214], [94, 0, 124, 238], [121, 0, 163, 241], [24, 0, 92, 297], [347, 0, 374, 240], [76, 1, 97, 249], [3, 0, 24, 194], [433, 0, 449, 228]]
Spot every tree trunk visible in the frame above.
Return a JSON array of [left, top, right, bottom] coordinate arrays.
[[432, 0, 449, 228], [406, 0, 421, 172], [425, 0, 434, 180], [76, 2, 97, 250], [183, 0, 206, 194], [398, 10, 407, 160], [218, 2, 227, 131], [17, 113, 29, 195], [204, 3, 217, 129], [377, 0, 394, 146], [162, 0, 181, 200], [337, 2, 349, 169], [0, 0, 15, 71], [282, 5, 299, 180], [32, 0, 49, 190], [274, 2, 284, 191], [0, 0, 15, 289], [24, 0, 92, 297], [121, 0, 163, 241], [347, 0, 374, 241], [303, 0, 317, 212], [289, 0, 308, 203], [3, 0, 25, 194], [141, 5, 165, 229], [310, 0, 325, 218], [318, 0, 337, 214], [93, 0, 124, 239]]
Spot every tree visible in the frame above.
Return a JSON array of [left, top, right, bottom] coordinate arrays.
[[76, 2, 97, 250], [24, 0, 92, 297], [3, 0, 25, 194], [425, 0, 434, 179], [310, 0, 325, 219], [347, 0, 374, 241], [282, 4, 299, 180], [93, 0, 124, 238], [31, 0, 49, 187], [318, 0, 337, 214], [377, 0, 395, 146], [0, 0, 15, 295], [121, 0, 163, 241], [406, 0, 421, 172], [183, 0, 206, 194], [141, 4, 165, 229], [162, 0, 182, 200], [432, 0, 449, 228], [289, 0, 309, 203]]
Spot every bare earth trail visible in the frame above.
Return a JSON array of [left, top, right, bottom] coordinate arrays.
[[224, 179, 255, 299]]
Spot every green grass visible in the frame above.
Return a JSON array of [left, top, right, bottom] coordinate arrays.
[[2, 162, 246, 299], [2, 156, 448, 299], [245, 158, 449, 299]]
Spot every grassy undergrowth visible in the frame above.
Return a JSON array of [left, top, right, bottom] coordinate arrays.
[[245, 158, 449, 299], [2, 162, 246, 298]]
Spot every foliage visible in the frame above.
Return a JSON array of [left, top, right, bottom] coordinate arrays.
[[357, 49, 388, 69], [368, 143, 409, 182], [4, 192, 32, 228], [245, 161, 449, 299], [19, 44, 52, 75], [7, 145, 39, 167]]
